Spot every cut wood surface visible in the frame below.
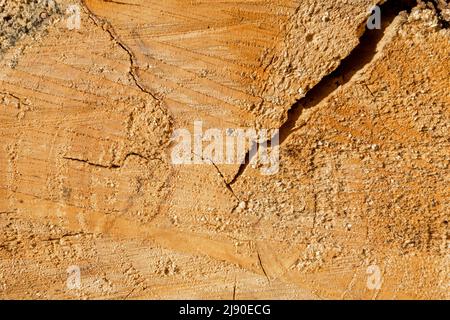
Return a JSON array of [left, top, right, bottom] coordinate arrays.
[[0, 0, 449, 299]]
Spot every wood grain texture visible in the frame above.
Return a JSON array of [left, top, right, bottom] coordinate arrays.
[[0, 0, 448, 299]]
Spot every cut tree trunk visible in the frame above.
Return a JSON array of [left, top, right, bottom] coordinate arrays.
[[0, 0, 448, 299]]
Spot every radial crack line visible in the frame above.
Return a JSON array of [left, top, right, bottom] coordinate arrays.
[[229, 0, 416, 187], [193, 152, 241, 202], [80, 0, 159, 101]]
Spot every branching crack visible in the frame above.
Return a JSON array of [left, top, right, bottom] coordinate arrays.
[[63, 156, 114, 168], [81, 1, 159, 101], [229, 0, 417, 187], [63, 152, 160, 169], [193, 152, 241, 202]]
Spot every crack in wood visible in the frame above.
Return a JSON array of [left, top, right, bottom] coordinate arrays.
[[81, 0, 160, 102], [228, 0, 417, 188]]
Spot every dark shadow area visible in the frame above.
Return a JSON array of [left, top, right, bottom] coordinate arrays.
[[229, 0, 417, 186]]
